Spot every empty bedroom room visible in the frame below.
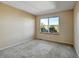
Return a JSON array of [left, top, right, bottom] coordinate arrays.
[[0, 1, 79, 58]]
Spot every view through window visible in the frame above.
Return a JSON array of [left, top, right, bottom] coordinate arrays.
[[40, 17, 59, 34]]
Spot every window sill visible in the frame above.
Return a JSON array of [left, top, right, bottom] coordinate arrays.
[[40, 32, 59, 35]]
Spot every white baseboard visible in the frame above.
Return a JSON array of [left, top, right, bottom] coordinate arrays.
[[75, 49, 79, 57], [74, 46, 79, 57], [0, 38, 33, 51]]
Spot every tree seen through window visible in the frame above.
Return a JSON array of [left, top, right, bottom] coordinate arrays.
[[40, 17, 59, 33]]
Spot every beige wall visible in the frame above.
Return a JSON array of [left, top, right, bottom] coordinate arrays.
[[36, 10, 73, 45], [0, 3, 35, 49], [74, 2, 79, 56]]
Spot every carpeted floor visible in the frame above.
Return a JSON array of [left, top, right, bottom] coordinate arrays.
[[0, 39, 78, 58]]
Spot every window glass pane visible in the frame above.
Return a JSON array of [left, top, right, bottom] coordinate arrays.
[[49, 17, 59, 25], [49, 17, 59, 33], [40, 18, 49, 32]]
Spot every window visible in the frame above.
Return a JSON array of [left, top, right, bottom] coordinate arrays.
[[40, 16, 59, 34]]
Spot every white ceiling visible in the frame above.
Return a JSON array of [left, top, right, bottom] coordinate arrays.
[[2, 1, 75, 15]]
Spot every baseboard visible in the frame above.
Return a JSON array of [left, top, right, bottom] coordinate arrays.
[[74, 46, 79, 57], [36, 38, 73, 46], [0, 38, 33, 51], [75, 50, 79, 57]]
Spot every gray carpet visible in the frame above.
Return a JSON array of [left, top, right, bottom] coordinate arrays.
[[0, 39, 78, 58]]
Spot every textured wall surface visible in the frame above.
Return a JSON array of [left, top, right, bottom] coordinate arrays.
[[0, 3, 35, 49], [36, 10, 73, 45], [74, 2, 79, 56]]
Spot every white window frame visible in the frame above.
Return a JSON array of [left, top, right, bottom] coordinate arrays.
[[40, 16, 60, 35]]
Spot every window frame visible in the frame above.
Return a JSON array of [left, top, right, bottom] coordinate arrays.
[[40, 16, 60, 35]]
